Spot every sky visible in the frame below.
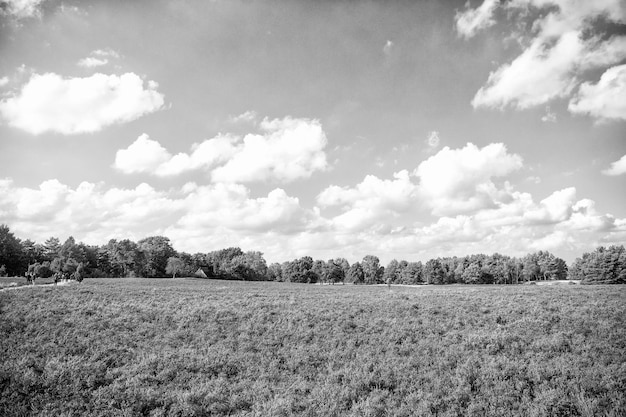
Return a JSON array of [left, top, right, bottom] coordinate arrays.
[[0, 0, 625, 265]]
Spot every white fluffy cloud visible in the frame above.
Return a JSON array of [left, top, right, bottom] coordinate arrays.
[[113, 134, 173, 175], [211, 117, 328, 183], [317, 170, 417, 231], [114, 116, 328, 183], [569, 64, 626, 121], [461, 0, 626, 120], [414, 142, 523, 216], [472, 31, 582, 109], [0, 72, 165, 135], [602, 154, 626, 176], [455, 0, 499, 39], [0, 177, 316, 253]]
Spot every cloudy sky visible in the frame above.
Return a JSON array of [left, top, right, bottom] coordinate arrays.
[[0, 0, 625, 264]]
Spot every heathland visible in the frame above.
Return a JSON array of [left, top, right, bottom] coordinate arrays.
[[1, 278, 624, 416]]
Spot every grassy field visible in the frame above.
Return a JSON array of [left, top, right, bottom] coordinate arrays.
[[1, 279, 624, 416]]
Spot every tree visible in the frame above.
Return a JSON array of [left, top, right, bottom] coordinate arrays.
[[282, 256, 315, 283], [346, 262, 364, 284], [335, 258, 351, 280], [383, 259, 400, 284], [59, 236, 86, 264], [166, 257, 186, 278], [268, 263, 283, 281], [106, 239, 143, 277], [401, 262, 423, 284], [576, 245, 626, 284], [424, 258, 445, 285], [43, 237, 61, 261], [207, 247, 244, 276], [362, 255, 383, 284], [226, 251, 268, 281], [21, 239, 45, 267], [325, 259, 344, 284], [0, 224, 24, 276], [462, 262, 482, 284], [29, 262, 53, 278], [312, 260, 327, 283], [138, 236, 176, 277]]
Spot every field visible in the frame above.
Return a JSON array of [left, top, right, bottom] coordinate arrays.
[[1, 279, 625, 416]]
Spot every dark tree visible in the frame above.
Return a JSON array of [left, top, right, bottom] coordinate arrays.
[[0, 224, 24, 276]]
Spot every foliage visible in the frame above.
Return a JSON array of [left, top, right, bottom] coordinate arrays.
[[0, 280, 624, 416], [0, 224, 24, 276], [570, 245, 626, 284], [166, 257, 186, 278], [0, 224, 618, 285]]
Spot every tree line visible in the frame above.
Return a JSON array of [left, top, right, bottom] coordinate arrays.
[[0, 224, 624, 284]]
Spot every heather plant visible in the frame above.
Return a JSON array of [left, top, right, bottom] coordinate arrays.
[[1, 279, 624, 416]]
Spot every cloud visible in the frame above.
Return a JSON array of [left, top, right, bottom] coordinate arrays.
[[414, 142, 523, 216], [77, 57, 108, 68], [541, 106, 557, 122], [0, 0, 45, 19], [228, 110, 257, 124], [568, 64, 626, 122], [317, 170, 417, 231], [77, 49, 119, 68], [1, 169, 624, 264], [0, 76, 9, 87], [472, 31, 582, 109], [114, 116, 328, 183], [113, 134, 173, 175], [212, 117, 328, 183], [464, 0, 626, 120], [602, 154, 626, 176], [0, 72, 165, 135], [383, 40, 394, 55], [524, 187, 577, 224], [426, 130, 440, 148], [455, 0, 499, 39], [176, 183, 315, 234], [0, 177, 316, 253]]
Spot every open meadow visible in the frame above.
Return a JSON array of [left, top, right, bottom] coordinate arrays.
[[1, 278, 625, 416]]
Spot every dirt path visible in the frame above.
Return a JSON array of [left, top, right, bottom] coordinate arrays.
[[0, 280, 76, 292]]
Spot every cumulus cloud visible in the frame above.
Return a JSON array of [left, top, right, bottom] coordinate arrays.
[[569, 64, 626, 121], [0, 72, 165, 135], [455, 0, 499, 39], [114, 116, 328, 183], [414, 142, 523, 216], [113, 134, 173, 175], [0, 177, 316, 252], [602, 154, 626, 176], [212, 117, 328, 183], [472, 31, 582, 109], [317, 170, 417, 231], [0, 76, 9, 87], [524, 187, 577, 224], [462, 0, 626, 120]]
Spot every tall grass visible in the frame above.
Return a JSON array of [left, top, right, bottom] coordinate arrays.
[[1, 279, 624, 416]]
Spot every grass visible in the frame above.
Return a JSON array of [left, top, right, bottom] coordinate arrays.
[[1, 279, 625, 416]]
